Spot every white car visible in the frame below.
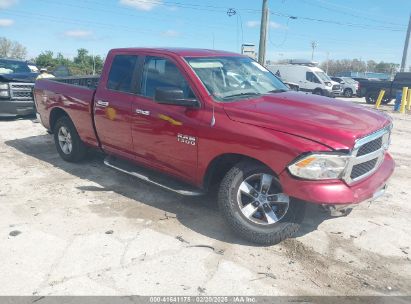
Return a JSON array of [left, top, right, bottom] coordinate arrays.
[[331, 77, 358, 98], [267, 64, 341, 97]]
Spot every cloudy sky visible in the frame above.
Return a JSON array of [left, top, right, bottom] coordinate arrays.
[[0, 0, 409, 66]]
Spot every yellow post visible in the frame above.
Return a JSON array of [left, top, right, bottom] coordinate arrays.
[[375, 90, 385, 109], [407, 88, 411, 111], [400, 87, 408, 114]]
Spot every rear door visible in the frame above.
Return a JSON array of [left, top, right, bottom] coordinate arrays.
[[130, 55, 201, 181], [94, 53, 139, 159]]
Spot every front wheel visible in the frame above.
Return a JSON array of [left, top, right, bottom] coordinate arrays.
[[53, 116, 87, 162], [313, 88, 323, 96], [218, 161, 306, 245]]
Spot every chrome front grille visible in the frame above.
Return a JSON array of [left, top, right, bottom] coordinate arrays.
[[357, 136, 383, 156], [9, 82, 34, 100], [350, 158, 378, 179], [343, 125, 391, 184]]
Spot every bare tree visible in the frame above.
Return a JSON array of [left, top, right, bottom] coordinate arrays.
[[0, 37, 27, 59]]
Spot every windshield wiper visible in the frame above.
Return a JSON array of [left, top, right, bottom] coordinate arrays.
[[267, 89, 287, 93], [222, 92, 261, 100]]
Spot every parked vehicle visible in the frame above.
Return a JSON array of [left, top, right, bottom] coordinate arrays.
[[331, 77, 358, 98], [356, 72, 411, 104], [0, 58, 38, 117], [282, 81, 299, 91], [267, 64, 341, 97], [34, 48, 394, 245]]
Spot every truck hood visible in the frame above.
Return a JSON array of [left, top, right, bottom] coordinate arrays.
[[0, 72, 38, 83], [223, 91, 391, 150]]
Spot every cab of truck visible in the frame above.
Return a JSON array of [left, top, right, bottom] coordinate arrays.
[[267, 64, 341, 97]]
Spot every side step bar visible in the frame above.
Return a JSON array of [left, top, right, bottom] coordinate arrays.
[[104, 155, 205, 196]]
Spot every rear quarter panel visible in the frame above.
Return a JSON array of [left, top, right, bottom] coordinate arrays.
[[34, 80, 99, 147]]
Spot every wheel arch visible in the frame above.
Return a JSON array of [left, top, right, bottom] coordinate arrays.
[[49, 107, 70, 133], [202, 153, 277, 191]]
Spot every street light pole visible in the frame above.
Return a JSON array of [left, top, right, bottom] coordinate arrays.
[[311, 41, 317, 61], [258, 0, 269, 65]]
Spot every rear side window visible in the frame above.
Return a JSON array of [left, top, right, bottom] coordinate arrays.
[[107, 55, 138, 93], [141, 56, 195, 99]]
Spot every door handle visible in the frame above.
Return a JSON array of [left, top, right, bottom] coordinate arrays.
[[135, 109, 150, 116], [96, 100, 109, 107]]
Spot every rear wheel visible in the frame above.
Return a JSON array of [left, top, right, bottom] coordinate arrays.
[[53, 116, 87, 162], [218, 161, 306, 245], [343, 88, 353, 98], [365, 92, 378, 104], [382, 96, 392, 104]]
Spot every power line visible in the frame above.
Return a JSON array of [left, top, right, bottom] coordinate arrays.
[[41, 0, 406, 32], [270, 11, 406, 32], [300, 0, 406, 27]]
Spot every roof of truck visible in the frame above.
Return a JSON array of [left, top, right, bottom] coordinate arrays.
[[111, 47, 242, 57]]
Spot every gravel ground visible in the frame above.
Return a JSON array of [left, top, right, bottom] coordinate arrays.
[[0, 97, 410, 296]]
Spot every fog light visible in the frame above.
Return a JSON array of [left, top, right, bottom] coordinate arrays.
[[0, 90, 10, 98]]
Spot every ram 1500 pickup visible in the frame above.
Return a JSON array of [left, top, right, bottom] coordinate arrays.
[[34, 48, 395, 245]]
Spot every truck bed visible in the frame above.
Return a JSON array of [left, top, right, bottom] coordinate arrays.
[[53, 75, 100, 90], [34, 78, 99, 147]]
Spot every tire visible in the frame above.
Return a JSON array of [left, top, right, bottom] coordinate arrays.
[[218, 161, 306, 245], [382, 97, 392, 105], [343, 88, 353, 98], [365, 92, 378, 104], [313, 88, 323, 96], [53, 116, 87, 162]]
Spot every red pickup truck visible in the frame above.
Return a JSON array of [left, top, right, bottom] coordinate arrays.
[[34, 48, 394, 245]]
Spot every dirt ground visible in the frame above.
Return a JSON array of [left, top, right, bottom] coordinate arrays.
[[0, 97, 410, 296]]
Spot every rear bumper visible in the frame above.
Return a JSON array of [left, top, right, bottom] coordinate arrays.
[[279, 153, 395, 205], [0, 99, 35, 117]]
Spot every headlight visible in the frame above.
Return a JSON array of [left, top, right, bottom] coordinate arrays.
[[326, 82, 332, 87], [288, 153, 350, 180], [0, 83, 9, 90]]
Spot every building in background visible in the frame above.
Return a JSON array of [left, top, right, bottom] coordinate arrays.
[[335, 71, 390, 80]]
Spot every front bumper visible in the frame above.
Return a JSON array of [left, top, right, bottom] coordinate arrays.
[[279, 153, 395, 205], [0, 99, 35, 117]]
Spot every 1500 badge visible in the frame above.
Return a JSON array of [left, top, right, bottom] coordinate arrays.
[[177, 133, 196, 146]]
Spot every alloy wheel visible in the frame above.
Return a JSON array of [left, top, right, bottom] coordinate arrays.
[[237, 173, 290, 225]]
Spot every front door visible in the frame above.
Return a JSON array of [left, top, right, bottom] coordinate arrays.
[[131, 55, 201, 182], [94, 54, 139, 159]]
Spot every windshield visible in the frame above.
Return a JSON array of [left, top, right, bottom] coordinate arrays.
[[0, 59, 31, 74], [185, 56, 288, 101], [316, 71, 332, 82]]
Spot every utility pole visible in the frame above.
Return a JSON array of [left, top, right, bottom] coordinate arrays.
[[311, 41, 317, 61], [326, 51, 330, 74], [400, 14, 411, 72], [258, 0, 269, 65]]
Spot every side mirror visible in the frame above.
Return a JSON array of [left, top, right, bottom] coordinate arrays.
[[154, 87, 198, 108]]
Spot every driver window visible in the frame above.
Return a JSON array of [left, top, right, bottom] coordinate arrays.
[[306, 72, 320, 84], [141, 56, 195, 99]]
